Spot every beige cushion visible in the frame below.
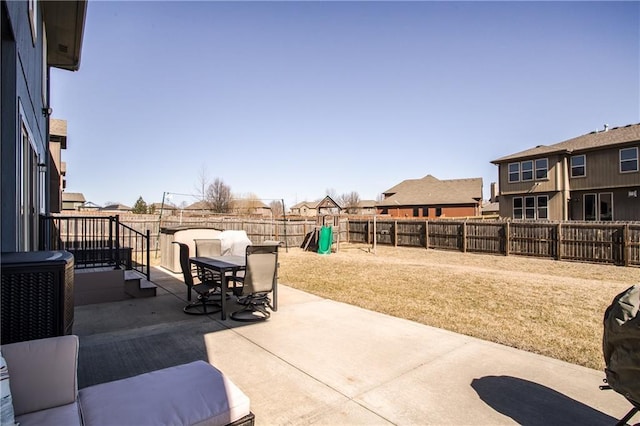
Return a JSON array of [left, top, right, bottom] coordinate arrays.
[[79, 361, 250, 426], [15, 402, 82, 426], [1, 335, 79, 416]]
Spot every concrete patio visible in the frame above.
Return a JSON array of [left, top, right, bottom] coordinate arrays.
[[73, 266, 637, 425]]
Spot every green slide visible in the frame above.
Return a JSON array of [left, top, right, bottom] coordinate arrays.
[[317, 226, 332, 255]]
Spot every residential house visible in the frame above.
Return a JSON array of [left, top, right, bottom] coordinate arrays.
[[1, 0, 87, 251], [184, 201, 213, 215], [49, 118, 67, 213], [229, 199, 271, 216], [61, 192, 86, 211], [79, 201, 101, 212], [377, 175, 483, 218], [102, 203, 132, 213], [316, 196, 341, 216], [491, 123, 640, 221], [355, 200, 377, 215], [289, 201, 318, 217], [183, 199, 271, 216], [149, 202, 177, 215]]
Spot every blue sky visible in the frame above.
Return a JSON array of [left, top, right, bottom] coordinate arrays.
[[50, 1, 640, 209]]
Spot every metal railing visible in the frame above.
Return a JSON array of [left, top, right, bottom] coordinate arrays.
[[40, 215, 151, 280]]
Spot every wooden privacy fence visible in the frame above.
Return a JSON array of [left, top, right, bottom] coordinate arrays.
[[348, 219, 640, 267], [93, 215, 342, 250], [53, 212, 350, 251]]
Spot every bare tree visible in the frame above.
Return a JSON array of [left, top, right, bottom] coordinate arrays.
[[244, 193, 262, 215], [339, 191, 361, 214], [205, 178, 232, 213], [325, 188, 338, 200], [269, 200, 284, 217], [194, 164, 210, 202]]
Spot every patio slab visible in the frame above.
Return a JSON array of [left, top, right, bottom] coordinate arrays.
[[73, 266, 637, 425]]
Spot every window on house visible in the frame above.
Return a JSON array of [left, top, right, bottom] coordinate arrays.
[[620, 147, 639, 173], [521, 160, 533, 181], [18, 116, 39, 251], [585, 193, 613, 221], [413, 207, 419, 217], [535, 158, 548, 180], [380, 208, 388, 214], [513, 196, 548, 220], [599, 193, 613, 221], [435, 207, 442, 217], [513, 197, 523, 219], [422, 207, 429, 217], [537, 195, 548, 219], [508, 163, 520, 182], [524, 196, 535, 219], [28, 0, 38, 43], [571, 155, 586, 177], [584, 194, 596, 221]]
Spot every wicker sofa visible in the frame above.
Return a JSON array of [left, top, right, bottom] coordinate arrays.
[[1, 335, 254, 426]]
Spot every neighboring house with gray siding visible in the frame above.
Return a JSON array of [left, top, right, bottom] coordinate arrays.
[[491, 123, 640, 221]]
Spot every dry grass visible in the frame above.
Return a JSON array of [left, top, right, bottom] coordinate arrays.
[[278, 243, 640, 370]]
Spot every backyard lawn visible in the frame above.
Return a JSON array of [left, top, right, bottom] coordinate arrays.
[[277, 243, 640, 371]]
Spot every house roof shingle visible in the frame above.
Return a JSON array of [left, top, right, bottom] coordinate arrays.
[[290, 201, 317, 209], [378, 175, 483, 206], [492, 123, 640, 164], [62, 192, 85, 203]]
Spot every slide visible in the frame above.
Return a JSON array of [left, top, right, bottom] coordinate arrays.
[[317, 226, 332, 255]]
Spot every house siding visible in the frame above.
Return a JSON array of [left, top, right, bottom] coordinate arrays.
[[568, 143, 640, 190], [1, 1, 50, 251], [569, 188, 640, 221]]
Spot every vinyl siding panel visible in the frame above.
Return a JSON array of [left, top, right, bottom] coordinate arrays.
[[569, 144, 640, 190]]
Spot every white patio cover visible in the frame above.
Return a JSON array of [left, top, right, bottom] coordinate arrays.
[[218, 230, 252, 256]]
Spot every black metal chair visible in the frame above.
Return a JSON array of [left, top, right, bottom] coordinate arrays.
[[229, 245, 278, 322], [172, 242, 222, 315]]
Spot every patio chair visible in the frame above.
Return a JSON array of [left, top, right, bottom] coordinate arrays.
[[172, 242, 222, 315], [194, 238, 222, 257], [229, 245, 278, 322]]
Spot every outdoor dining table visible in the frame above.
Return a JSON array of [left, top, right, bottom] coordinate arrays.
[[188, 255, 245, 320]]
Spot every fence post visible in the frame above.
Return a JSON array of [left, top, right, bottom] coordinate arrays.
[[504, 221, 510, 256], [394, 220, 398, 247], [624, 223, 630, 267], [556, 223, 563, 261], [425, 220, 429, 249], [461, 221, 467, 253]]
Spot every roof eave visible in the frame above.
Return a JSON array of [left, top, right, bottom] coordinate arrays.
[[43, 0, 88, 71]]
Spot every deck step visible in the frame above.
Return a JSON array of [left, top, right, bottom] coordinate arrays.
[[124, 270, 157, 298]]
